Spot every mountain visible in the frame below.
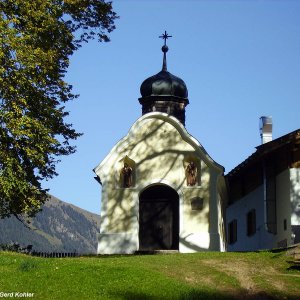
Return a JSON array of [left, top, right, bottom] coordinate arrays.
[[0, 195, 100, 254]]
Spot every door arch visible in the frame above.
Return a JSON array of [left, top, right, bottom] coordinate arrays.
[[139, 184, 179, 251]]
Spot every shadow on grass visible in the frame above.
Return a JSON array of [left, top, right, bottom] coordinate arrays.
[[110, 290, 300, 300], [287, 265, 300, 271], [110, 289, 230, 300], [18, 260, 38, 272]]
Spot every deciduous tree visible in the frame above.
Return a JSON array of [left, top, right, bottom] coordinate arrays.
[[0, 0, 117, 220]]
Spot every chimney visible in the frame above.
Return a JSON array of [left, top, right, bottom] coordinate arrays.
[[259, 116, 272, 144]]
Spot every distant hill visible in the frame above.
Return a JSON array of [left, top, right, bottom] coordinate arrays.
[[0, 195, 100, 254]]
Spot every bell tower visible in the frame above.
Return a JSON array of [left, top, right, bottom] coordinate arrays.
[[138, 31, 189, 126]]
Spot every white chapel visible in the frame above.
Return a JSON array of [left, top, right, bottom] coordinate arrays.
[[94, 32, 227, 254]]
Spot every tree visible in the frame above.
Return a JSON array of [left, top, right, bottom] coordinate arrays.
[[0, 0, 117, 220]]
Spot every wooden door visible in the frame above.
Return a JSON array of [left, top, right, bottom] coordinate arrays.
[[139, 185, 179, 251]]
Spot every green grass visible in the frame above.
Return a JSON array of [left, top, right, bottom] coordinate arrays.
[[0, 251, 299, 299]]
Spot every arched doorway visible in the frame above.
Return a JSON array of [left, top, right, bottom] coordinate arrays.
[[139, 185, 179, 251]]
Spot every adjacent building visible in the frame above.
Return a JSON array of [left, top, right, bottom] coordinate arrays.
[[226, 117, 300, 251]]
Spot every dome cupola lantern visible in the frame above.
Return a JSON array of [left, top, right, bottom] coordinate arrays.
[[139, 31, 189, 126]]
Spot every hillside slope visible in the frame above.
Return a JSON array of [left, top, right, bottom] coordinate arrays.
[[0, 250, 299, 299], [0, 195, 100, 254]]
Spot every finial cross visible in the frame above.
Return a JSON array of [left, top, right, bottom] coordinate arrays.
[[159, 31, 172, 46]]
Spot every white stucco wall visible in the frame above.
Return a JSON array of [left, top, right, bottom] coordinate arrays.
[[291, 168, 300, 243], [227, 168, 298, 251], [226, 185, 275, 251], [291, 168, 300, 225], [94, 113, 226, 254], [276, 169, 292, 246]]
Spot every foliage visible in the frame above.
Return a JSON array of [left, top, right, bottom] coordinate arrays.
[[0, 241, 32, 253], [0, 0, 117, 219], [0, 251, 299, 299]]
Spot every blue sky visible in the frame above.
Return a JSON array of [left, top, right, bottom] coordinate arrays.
[[43, 0, 300, 214]]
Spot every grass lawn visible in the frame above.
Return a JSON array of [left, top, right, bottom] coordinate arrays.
[[0, 250, 299, 299]]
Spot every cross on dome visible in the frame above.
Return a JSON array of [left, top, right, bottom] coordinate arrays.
[[159, 31, 172, 71], [159, 31, 172, 47]]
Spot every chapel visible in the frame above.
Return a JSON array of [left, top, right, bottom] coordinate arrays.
[[94, 32, 227, 254]]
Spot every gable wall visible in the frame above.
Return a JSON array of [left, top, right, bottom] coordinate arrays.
[[95, 114, 225, 253]]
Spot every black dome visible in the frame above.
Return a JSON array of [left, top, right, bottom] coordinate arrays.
[[138, 31, 189, 125], [140, 70, 188, 99]]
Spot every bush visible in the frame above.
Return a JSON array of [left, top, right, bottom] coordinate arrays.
[[0, 242, 33, 254]]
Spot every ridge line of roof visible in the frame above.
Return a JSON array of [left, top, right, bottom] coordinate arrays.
[[226, 128, 300, 177]]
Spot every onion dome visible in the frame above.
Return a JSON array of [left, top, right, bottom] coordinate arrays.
[[140, 70, 188, 99], [138, 31, 189, 126]]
